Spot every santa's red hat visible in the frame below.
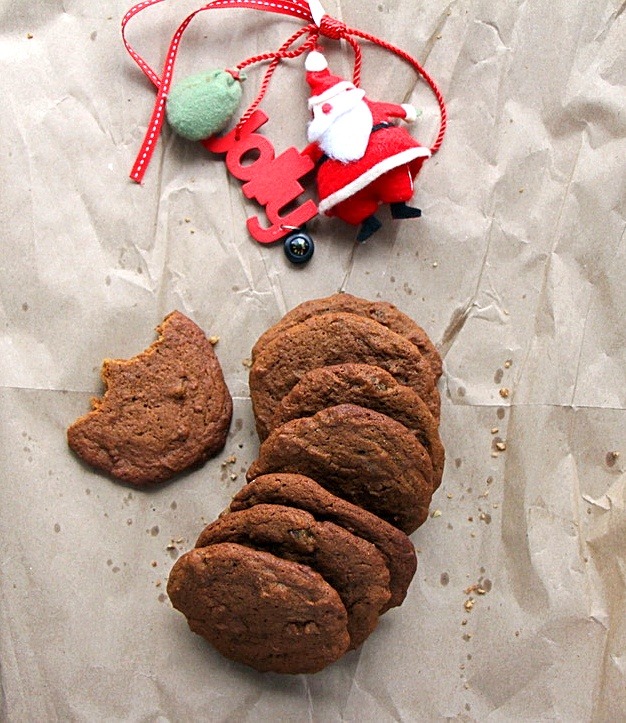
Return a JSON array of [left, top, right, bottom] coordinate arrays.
[[305, 51, 358, 109]]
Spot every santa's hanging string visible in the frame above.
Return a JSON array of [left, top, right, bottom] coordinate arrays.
[[123, 0, 447, 252]]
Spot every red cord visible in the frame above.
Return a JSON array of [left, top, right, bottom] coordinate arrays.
[[234, 25, 318, 136], [349, 26, 448, 155]]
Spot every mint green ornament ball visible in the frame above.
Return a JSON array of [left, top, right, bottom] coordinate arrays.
[[166, 69, 244, 142]]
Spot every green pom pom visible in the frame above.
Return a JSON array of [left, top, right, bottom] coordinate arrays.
[[166, 69, 243, 142]]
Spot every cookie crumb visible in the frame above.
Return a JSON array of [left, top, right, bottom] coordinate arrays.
[[464, 598, 475, 612], [465, 582, 488, 596], [27, 33, 34, 39], [606, 451, 620, 467], [208, 335, 219, 346], [151, 560, 157, 567], [491, 427, 499, 435], [431, 509, 442, 518], [242, 357, 253, 368], [499, 387, 510, 398], [495, 441, 507, 451]]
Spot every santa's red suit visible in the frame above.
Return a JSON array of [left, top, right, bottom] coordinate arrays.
[[302, 52, 431, 227]]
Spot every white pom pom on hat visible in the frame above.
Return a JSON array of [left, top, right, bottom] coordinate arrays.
[[305, 51, 361, 108], [305, 51, 329, 72]]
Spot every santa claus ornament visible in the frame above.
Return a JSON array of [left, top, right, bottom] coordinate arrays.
[[123, 0, 447, 263]]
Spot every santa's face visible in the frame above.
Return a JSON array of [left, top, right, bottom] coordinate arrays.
[[307, 85, 373, 163]]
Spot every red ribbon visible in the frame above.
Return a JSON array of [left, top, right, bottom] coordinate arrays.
[[123, 0, 447, 183]]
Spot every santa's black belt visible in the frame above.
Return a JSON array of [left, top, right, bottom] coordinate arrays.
[[317, 122, 394, 166]]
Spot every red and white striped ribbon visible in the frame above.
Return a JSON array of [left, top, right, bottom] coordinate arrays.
[[122, 0, 447, 183]]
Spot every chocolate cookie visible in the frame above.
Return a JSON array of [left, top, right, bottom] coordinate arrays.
[[229, 473, 417, 610], [195, 504, 391, 648], [167, 543, 350, 674], [249, 311, 439, 440], [67, 311, 232, 486], [246, 405, 434, 534], [251, 293, 442, 379], [271, 363, 444, 488]]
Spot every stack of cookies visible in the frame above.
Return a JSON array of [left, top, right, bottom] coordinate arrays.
[[168, 294, 443, 674]]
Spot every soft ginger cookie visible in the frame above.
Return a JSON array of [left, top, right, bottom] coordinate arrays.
[[67, 311, 232, 486], [249, 311, 439, 440], [246, 405, 434, 534], [195, 504, 391, 649], [167, 543, 350, 674], [229, 473, 417, 610], [271, 363, 444, 488], [251, 292, 442, 379]]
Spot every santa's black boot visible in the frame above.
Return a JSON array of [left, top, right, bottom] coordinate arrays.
[[357, 215, 383, 242], [390, 202, 422, 219]]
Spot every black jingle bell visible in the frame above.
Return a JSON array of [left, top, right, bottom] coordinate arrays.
[[283, 229, 314, 265]]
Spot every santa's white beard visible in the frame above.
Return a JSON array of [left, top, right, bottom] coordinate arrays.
[[308, 96, 373, 163]]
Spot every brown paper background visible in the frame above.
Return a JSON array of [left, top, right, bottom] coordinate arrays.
[[1, 0, 625, 719]]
